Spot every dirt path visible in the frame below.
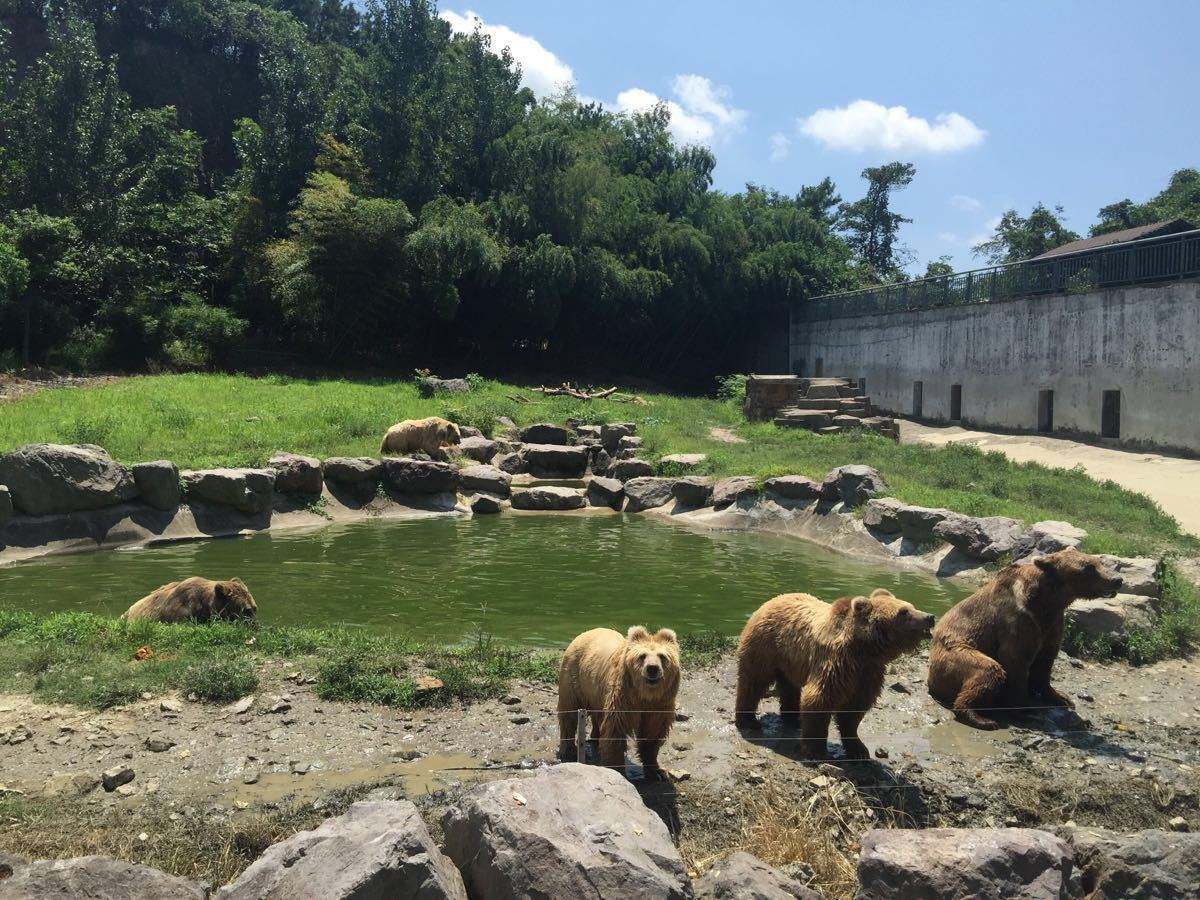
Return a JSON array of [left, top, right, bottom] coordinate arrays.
[[0, 372, 122, 403], [901, 420, 1200, 537]]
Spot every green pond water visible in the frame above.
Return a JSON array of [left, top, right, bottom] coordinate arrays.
[[0, 515, 971, 647]]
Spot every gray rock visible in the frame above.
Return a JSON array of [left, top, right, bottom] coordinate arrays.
[[895, 505, 956, 543], [467, 494, 506, 514], [382, 458, 459, 494], [217, 800, 466, 900], [456, 435, 499, 463], [659, 453, 707, 472], [820, 465, 887, 507], [441, 763, 689, 900], [574, 424, 602, 440], [511, 486, 585, 511], [624, 477, 676, 513], [672, 476, 716, 508], [0, 484, 13, 526], [933, 514, 1025, 561], [0, 443, 137, 516], [267, 452, 323, 495], [1098, 555, 1160, 597], [863, 498, 905, 533], [494, 452, 527, 475], [101, 765, 134, 792], [132, 461, 180, 511], [601, 422, 637, 452], [589, 447, 612, 476], [458, 425, 484, 439], [856, 827, 1071, 900], [322, 457, 382, 484], [520, 423, 573, 445], [1066, 594, 1160, 645], [617, 435, 644, 452], [521, 444, 589, 479], [763, 475, 822, 501], [712, 476, 760, 510], [1065, 827, 1200, 899], [417, 376, 470, 397], [586, 477, 625, 509], [1012, 520, 1088, 561], [458, 465, 511, 498], [610, 458, 655, 481], [0, 856, 208, 899], [40, 772, 99, 798], [694, 852, 820, 899], [182, 468, 275, 515]]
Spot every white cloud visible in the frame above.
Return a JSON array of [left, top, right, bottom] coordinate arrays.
[[615, 88, 714, 144], [950, 194, 982, 212], [441, 9, 574, 97], [671, 74, 747, 131], [799, 100, 985, 154], [769, 131, 792, 162], [614, 75, 746, 146]]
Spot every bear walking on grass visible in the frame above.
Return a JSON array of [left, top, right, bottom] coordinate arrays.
[[380, 416, 461, 459], [121, 577, 258, 623], [735, 590, 934, 760], [557, 626, 681, 780], [927, 548, 1120, 729]]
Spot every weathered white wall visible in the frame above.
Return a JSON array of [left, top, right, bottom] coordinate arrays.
[[789, 279, 1200, 453]]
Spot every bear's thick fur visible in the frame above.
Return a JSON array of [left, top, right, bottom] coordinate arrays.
[[927, 548, 1120, 729], [379, 417, 461, 459], [557, 625, 681, 779], [735, 589, 934, 759], [121, 577, 258, 623]]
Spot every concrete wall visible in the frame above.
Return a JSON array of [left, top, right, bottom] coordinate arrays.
[[788, 278, 1200, 454]]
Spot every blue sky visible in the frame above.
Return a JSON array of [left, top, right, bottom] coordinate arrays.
[[434, 0, 1199, 273]]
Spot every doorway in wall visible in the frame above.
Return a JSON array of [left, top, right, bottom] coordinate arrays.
[[815, 357, 824, 376], [1102, 390, 1121, 439], [913, 381, 924, 418], [1038, 389, 1054, 433], [950, 384, 962, 421], [793, 358, 806, 376]]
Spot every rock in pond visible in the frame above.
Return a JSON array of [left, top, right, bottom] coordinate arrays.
[[467, 493, 507, 514], [1, 855, 208, 899], [856, 827, 1071, 900], [712, 476, 759, 510], [672, 476, 715, 508], [0, 485, 11, 527], [763, 475, 822, 501], [458, 464, 511, 497], [382, 458, 459, 494], [820, 464, 886, 507], [456, 435, 499, 463], [623, 477, 676, 513], [182, 468, 275, 515], [895, 504, 956, 544], [322, 457, 382, 484], [694, 852, 821, 899], [1012, 520, 1088, 561], [132, 460, 180, 511], [441, 763, 690, 900], [511, 486, 585, 511], [521, 444, 589, 479], [600, 422, 637, 452], [586, 476, 625, 509], [519, 423, 574, 445], [0, 443, 138, 516], [267, 452, 323, 495], [933, 514, 1025, 561], [610, 458, 654, 481], [863, 497, 904, 533], [217, 800, 466, 900], [659, 453, 707, 472]]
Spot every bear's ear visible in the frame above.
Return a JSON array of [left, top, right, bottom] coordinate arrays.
[[1033, 556, 1054, 573], [654, 628, 678, 644], [626, 625, 650, 642], [213, 582, 231, 613], [869, 588, 894, 599], [850, 596, 870, 617]]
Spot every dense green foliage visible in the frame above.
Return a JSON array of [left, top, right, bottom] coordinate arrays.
[[1092, 168, 1200, 235], [972, 203, 1080, 264]]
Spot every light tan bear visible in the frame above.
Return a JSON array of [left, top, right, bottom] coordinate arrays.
[[380, 416, 461, 459], [121, 577, 258, 623], [928, 548, 1121, 729], [557, 625, 681, 779], [735, 589, 933, 759]]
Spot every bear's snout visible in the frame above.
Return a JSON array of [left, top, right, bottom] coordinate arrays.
[[920, 612, 935, 632], [643, 662, 663, 683]]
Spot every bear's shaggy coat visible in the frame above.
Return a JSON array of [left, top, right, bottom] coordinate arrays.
[[735, 589, 934, 759], [379, 417, 461, 459], [121, 577, 258, 623], [557, 626, 681, 779], [927, 548, 1121, 729]]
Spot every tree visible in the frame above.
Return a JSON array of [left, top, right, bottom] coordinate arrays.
[[840, 162, 915, 279], [972, 203, 1079, 264], [1092, 168, 1200, 235], [924, 255, 955, 278]]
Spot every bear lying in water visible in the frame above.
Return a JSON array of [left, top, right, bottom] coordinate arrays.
[[121, 577, 258, 624]]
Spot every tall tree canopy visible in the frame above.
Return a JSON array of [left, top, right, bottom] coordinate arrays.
[[972, 203, 1080, 265], [840, 162, 915, 280]]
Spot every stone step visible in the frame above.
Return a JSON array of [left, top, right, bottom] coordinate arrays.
[[790, 399, 841, 410], [818, 426, 844, 434], [774, 410, 831, 430]]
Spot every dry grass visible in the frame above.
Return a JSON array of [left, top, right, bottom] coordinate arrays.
[[997, 770, 1199, 831]]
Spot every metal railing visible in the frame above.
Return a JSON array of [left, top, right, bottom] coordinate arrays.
[[800, 227, 1200, 321]]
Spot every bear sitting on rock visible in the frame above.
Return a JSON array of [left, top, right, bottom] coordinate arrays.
[[380, 417, 461, 460], [121, 577, 258, 623], [557, 626, 681, 780], [927, 548, 1121, 729], [735, 589, 934, 759]]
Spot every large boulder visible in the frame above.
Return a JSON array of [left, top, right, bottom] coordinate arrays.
[[417, 376, 469, 397], [895, 505, 956, 544], [856, 828, 1071, 900], [610, 458, 655, 481], [617, 435, 644, 453], [511, 486, 585, 511], [382, 458, 459, 495], [0, 443, 137, 516], [820, 465, 886, 507], [1098, 555, 1160, 597], [623, 477, 676, 513], [132, 460, 180, 511], [589, 447, 612, 477], [267, 452, 323, 495], [467, 493, 506, 514], [659, 453, 707, 472], [0, 485, 11, 527], [601, 422, 637, 452], [1012, 520, 1088, 561], [182, 468, 275, 515], [458, 464, 511, 498], [441, 763, 690, 900], [672, 476, 715, 508], [216, 800, 466, 900], [933, 514, 1025, 561], [456, 435, 499, 463], [520, 423, 573, 445], [694, 852, 820, 899], [763, 475, 822, 501], [586, 476, 625, 510], [1, 855, 208, 899], [1065, 827, 1200, 899], [322, 457, 382, 485], [494, 452, 527, 475], [863, 498, 904, 533], [521, 444, 589, 479], [1066, 594, 1160, 646], [712, 476, 759, 510]]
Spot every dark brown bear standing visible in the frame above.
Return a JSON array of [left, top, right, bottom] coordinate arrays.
[[927, 548, 1121, 729]]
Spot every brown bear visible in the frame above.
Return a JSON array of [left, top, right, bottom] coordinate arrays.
[[121, 577, 258, 623], [927, 548, 1120, 729], [735, 589, 934, 760], [557, 625, 681, 779], [380, 416, 461, 459]]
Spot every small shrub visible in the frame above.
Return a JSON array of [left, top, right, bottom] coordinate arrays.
[[715, 373, 749, 403], [179, 658, 258, 703], [315, 653, 414, 706], [48, 325, 113, 373], [443, 397, 515, 438], [464, 372, 487, 391]]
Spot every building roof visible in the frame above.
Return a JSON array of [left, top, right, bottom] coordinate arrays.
[[1033, 218, 1193, 259]]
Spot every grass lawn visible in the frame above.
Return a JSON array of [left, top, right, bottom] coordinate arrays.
[[0, 372, 1195, 559]]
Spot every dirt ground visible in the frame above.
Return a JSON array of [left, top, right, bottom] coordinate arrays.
[[902, 419, 1200, 538], [0, 371, 122, 403]]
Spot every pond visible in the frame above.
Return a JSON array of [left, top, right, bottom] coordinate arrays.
[[0, 515, 972, 647]]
